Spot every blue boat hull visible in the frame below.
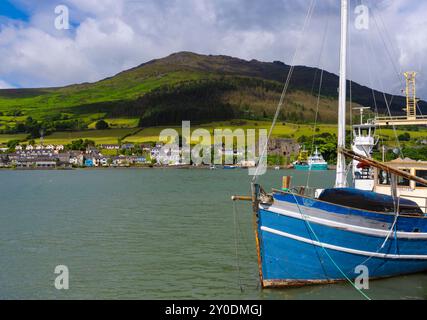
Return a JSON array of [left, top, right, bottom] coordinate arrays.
[[294, 163, 328, 171], [256, 192, 427, 287]]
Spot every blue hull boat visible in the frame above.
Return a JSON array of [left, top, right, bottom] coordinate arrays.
[[255, 188, 427, 287], [232, 0, 427, 291]]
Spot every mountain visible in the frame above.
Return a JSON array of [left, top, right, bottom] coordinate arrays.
[[0, 51, 424, 132]]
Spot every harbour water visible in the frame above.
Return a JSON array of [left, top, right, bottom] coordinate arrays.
[[1, 168, 427, 299]]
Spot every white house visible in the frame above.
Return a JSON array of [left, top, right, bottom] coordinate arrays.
[[69, 154, 84, 166], [100, 144, 119, 150]]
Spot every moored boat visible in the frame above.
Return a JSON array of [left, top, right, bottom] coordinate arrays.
[[232, 0, 427, 290], [254, 180, 427, 287], [223, 165, 238, 169], [294, 147, 328, 171]]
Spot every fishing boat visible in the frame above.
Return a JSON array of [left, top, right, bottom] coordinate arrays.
[[294, 147, 328, 171], [233, 0, 427, 289]]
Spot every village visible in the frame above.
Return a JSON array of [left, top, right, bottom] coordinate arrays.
[[0, 138, 301, 169]]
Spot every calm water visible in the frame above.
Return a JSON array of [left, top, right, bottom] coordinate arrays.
[[1, 168, 427, 300]]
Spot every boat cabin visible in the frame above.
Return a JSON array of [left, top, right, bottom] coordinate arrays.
[[374, 158, 427, 213]]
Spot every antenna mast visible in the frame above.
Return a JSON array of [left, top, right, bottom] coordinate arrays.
[[335, 0, 348, 188]]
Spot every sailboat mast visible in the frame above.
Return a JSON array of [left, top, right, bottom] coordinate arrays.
[[335, 0, 348, 188]]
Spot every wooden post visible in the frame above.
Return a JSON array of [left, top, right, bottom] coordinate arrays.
[[251, 183, 264, 288], [282, 176, 292, 191], [231, 195, 252, 201]]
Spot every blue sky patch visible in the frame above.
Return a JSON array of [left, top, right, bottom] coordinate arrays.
[[0, 0, 29, 21]]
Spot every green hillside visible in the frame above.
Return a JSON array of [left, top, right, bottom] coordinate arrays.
[[0, 51, 425, 141]]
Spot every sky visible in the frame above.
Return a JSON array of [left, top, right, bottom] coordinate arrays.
[[0, 0, 426, 100]]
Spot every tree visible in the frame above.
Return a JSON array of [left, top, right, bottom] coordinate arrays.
[[398, 132, 411, 141], [95, 120, 109, 130], [6, 139, 20, 151]]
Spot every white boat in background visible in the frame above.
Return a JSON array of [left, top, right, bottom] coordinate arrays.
[[294, 147, 328, 171]]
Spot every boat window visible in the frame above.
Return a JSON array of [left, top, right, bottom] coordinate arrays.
[[378, 170, 390, 185], [416, 170, 427, 187], [397, 169, 410, 186]]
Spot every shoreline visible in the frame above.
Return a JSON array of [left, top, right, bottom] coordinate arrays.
[[0, 165, 335, 171]]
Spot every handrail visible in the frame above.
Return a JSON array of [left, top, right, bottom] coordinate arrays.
[[375, 115, 427, 120]]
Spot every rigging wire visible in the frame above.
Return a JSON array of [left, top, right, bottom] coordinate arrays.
[[370, 3, 404, 86], [232, 201, 260, 288], [252, 0, 317, 182], [306, 16, 330, 188], [370, 1, 426, 140], [366, 33, 404, 158], [356, 8, 387, 152], [369, 5, 404, 113], [348, 0, 353, 144], [359, 0, 404, 158]]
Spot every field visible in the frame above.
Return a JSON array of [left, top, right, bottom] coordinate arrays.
[[88, 118, 140, 129], [31, 128, 136, 145], [0, 119, 425, 147], [124, 121, 337, 143], [0, 133, 29, 144]]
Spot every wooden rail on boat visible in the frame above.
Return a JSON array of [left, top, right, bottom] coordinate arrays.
[[340, 148, 427, 187]]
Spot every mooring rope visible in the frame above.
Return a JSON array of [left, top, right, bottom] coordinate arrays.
[[232, 201, 244, 292], [291, 193, 372, 300]]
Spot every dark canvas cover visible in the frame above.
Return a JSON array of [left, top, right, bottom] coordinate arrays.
[[318, 188, 423, 215]]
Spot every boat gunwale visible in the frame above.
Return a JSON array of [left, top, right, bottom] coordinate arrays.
[[271, 188, 427, 219], [261, 204, 427, 239]]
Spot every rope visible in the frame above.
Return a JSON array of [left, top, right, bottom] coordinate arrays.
[[306, 16, 329, 188], [360, 6, 404, 159], [370, 3, 404, 86], [232, 201, 244, 292], [291, 193, 371, 300], [357, 184, 400, 267], [252, 0, 317, 182], [378, 174, 400, 249]]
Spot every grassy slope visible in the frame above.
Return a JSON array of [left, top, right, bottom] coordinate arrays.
[[0, 52, 419, 125], [0, 52, 425, 146], [0, 120, 416, 147]]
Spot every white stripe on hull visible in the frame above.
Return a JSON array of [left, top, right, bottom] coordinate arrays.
[[264, 204, 427, 239], [261, 226, 427, 260]]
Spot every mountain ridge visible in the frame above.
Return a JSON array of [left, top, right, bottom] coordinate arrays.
[[0, 51, 424, 133]]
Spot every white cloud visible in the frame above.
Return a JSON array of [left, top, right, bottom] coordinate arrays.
[[0, 80, 13, 89], [0, 0, 426, 100]]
